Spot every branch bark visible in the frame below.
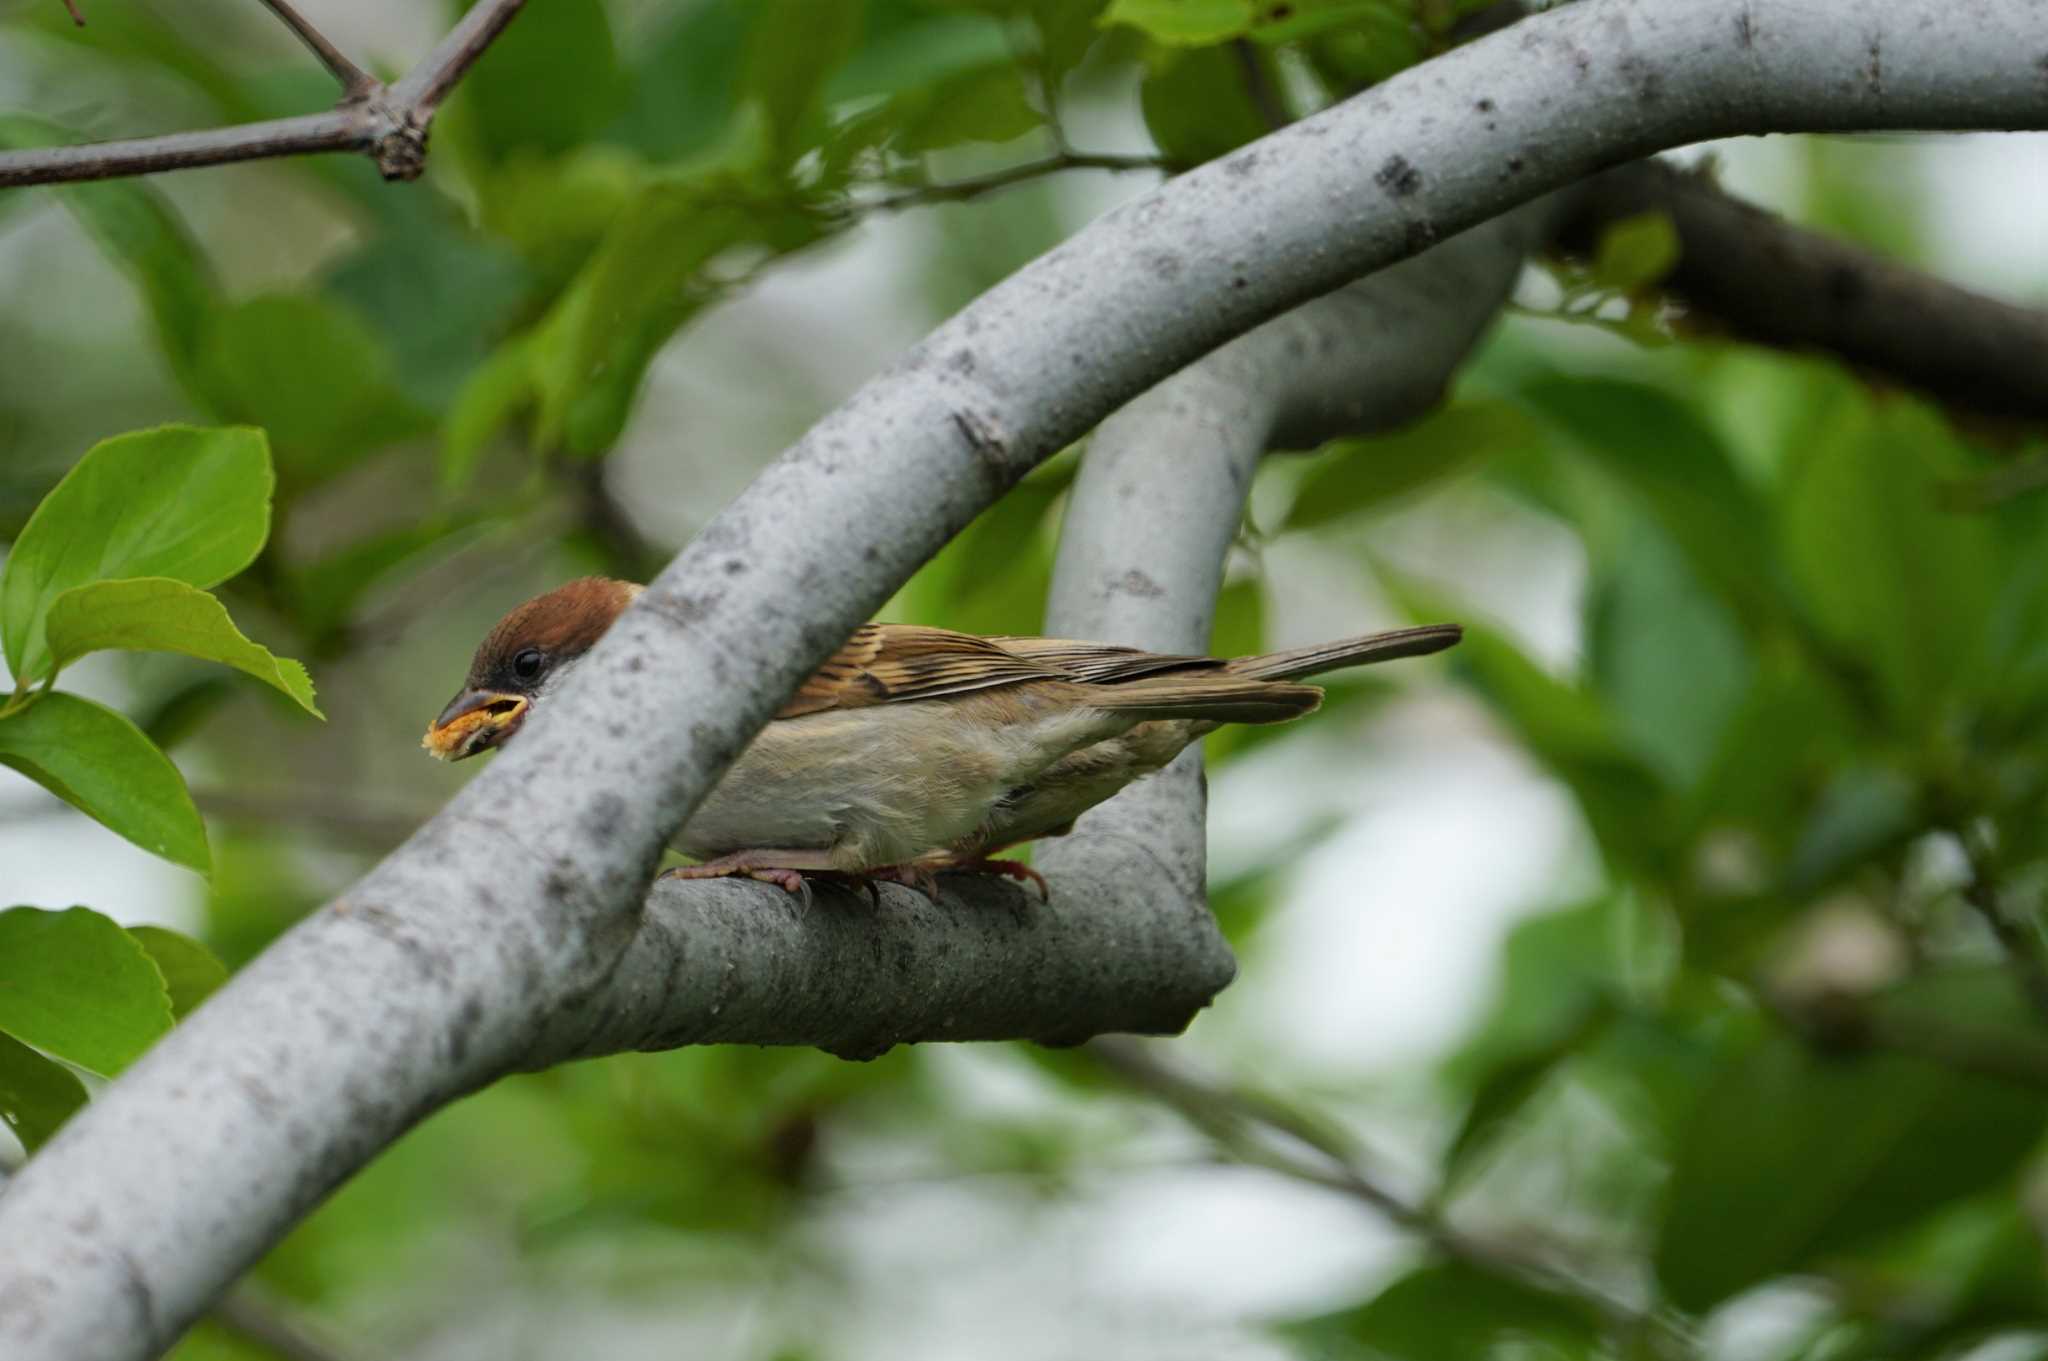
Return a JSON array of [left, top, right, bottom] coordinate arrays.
[[0, 0, 524, 186], [1555, 158, 2048, 423], [3, 3, 2047, 1358]]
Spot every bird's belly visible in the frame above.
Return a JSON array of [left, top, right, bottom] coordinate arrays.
[[971, 719, 1205, 853], [675, 698, 1119, 870]]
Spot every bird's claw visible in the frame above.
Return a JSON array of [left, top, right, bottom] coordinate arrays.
[[966, 858, 1050, 901]]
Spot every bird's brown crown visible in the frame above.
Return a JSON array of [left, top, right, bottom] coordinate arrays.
[[465, 576, 640, 687]]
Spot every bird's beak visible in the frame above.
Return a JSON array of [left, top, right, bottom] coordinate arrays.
[[421, 689, 529, 762]]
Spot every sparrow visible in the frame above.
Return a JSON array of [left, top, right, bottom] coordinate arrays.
[[423, 577, 1460, 897]]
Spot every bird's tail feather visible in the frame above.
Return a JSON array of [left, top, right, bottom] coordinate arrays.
[[1225, 624, 1462, 682], [1092, 677, 1323, 725]]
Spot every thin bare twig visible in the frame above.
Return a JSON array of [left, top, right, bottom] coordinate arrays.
[[255, 0, 375, 98], [212, 1282, 367, 1361], [1088, 1038, 1693, 1351], [193, 789, 432, 850], [864, 151, 1173, 213], [58, 0, 84, 26], [1955, 825, 2048, 1026], [0, 0, 524, 188]]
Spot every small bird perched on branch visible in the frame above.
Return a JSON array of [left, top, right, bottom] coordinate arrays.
[[422, 578, 1459, 897]]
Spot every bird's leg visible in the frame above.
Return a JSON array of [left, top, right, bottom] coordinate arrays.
[[661, 849, 844, 898], [894, 851, 1050, 902]]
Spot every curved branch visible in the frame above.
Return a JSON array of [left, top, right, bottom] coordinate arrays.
[[3, 3, 2046, 1357], [1555, 158, 2048, 423], [0, 0, 523, 187]]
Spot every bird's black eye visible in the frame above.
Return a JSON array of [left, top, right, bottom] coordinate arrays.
[[511, 647, 546, 682]]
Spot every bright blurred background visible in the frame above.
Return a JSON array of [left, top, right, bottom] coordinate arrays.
[[4, 1, 2048, 1358]]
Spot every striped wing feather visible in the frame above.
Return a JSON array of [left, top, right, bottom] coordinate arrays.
[[776, 624, 1072, 718]]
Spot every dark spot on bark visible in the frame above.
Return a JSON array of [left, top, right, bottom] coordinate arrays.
[[626, 655, 644, 673], [1374, 154, 1422, 197], [1505, 155, 1525, 176], [1114, 569, 1166, 599], [1232, 276, 1247, 289], [582, 794, 626, 844], [1735, 10, 1755, 46], [238, 1073, 283, 1118], [948, 348, 976, 375], [649, 591, 720, 626], [1476, 97, 1495, 113], [1620, 57, 1661, 102], [1225, 149, 1259, 178], [1865, 34, 1882, 95], [112, 1248, 157, 1343], [352, 905, 454, 985], [722, 558, 747, 576], [607, 722, 625, 739], [952, 409, 1010, 482], [447, 995, 484, 1065], [1146, 250, 1185, 279], [1403, 218, 1440, 253]]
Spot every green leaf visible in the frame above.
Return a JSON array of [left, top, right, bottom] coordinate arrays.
[[43, 579, 321, 717], [1781, 765, 1918, 897], [1247, 0, 1412, 47], [450, 0, 626, 159], [441, 334, 541, 491], [1586, 518, 1752, 790], [0, 425, 272, 682], [0, 1030, 89, 1155], [745, 0, 868, 161], [528, 167, 829, 458], [1286, 1260, 1603, 1360], [1139, 43, 1269, 165], [1285, 400, 1536, 530], [1443, 620, 1674, 873], [1590, 210, 1681, 294], [320, 217, 532, 411], [1304, 11, 1427, 87], [1104, 0, 1251, 45], [195, 295, 428, 484], [1655, 972, 2048, 1312], [889, 63, 1045, 153], [125, 925, 228, 1020], [618, 0, 755, 162], [0, 906, 175, 1076], [1782, 393, 1998, 728], [1447, 898, 1625, 1090], [0, 116, 220, 393], [1522, 377, 1780, 624], [0, 693, 209, 873]]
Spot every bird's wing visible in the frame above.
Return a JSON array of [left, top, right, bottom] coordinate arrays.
[[776, 624, 1074, 718], [985, 635, 1218, 684]]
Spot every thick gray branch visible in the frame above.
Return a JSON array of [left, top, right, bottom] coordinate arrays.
[[0, 0, 524, 186], [2, 3, 2045, 1358], [1037, 199, 1561, 898]]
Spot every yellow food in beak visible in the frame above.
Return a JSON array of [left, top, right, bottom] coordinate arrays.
[[422, 690, 529, 762]]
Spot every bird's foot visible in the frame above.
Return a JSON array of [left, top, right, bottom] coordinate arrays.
[[889, 854, 1048, 901], [954, 857, 1049, 901], [661, 849, 849, 906]]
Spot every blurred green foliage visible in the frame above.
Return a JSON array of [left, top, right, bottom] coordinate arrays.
[[1, 1, 2046, 1359]]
